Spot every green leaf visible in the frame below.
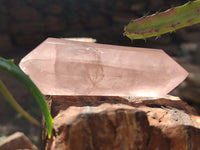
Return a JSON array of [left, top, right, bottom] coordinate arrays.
[[0, 57, 53, 138]]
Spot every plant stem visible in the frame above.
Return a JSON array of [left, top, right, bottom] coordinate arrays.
[[0, 79, 40, 127]]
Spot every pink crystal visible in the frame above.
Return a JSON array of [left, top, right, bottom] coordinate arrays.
[[19, 38, 188, 97]]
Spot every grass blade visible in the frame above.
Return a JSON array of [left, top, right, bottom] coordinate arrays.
[[0, 80, 40, 127], [0, 57, 53, 138]]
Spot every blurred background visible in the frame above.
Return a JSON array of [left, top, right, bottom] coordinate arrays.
[[0, 0, 199, 148]]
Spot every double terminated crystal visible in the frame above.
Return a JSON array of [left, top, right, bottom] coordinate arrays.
[[19, 38, 188, 97]]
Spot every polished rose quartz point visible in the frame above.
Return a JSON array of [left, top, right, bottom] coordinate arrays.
[[19, 38, 188, 97]]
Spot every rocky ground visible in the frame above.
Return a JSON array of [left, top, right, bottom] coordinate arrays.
[[0, 0, 200, 149]]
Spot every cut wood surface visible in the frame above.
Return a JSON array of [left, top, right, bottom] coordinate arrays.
[[42, 96, 200, 150]]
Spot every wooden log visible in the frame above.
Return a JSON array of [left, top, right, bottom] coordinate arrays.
[[42, 96, 200, 150]]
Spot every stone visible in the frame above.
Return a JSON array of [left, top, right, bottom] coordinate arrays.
[[51, 106, 150, 150], [180, 43, 198, 54], [10, 7, 41, 21], [195, 43, 200, 64], [13, 33, 45, 46], [112, 13, 137, 24], [0, 132, 38, 150], [11, 22, 44, 35], [180, 86, 200, 104], [176, 30, 200, 43], [188, 73, 200, 88], [11, 22, 45, 46], [0, 14, 9, 32], [43, 96, 200, 150], [45, 16, 66, 33], [86, 15, 109, 28], [19, 38, 188, 97], [172, 61, 200, 104], [45, 4, 63, 14], [0, 34, 13, 53], [179, 72, 200, 104]]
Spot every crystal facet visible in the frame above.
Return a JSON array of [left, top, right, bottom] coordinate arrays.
[[19, 38, 188, 97]]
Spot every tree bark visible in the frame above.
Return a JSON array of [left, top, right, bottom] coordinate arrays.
[[42, 96, 200, 150]]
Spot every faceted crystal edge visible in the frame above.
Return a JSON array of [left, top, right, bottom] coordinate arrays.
[[19, 37, 189, 97]]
